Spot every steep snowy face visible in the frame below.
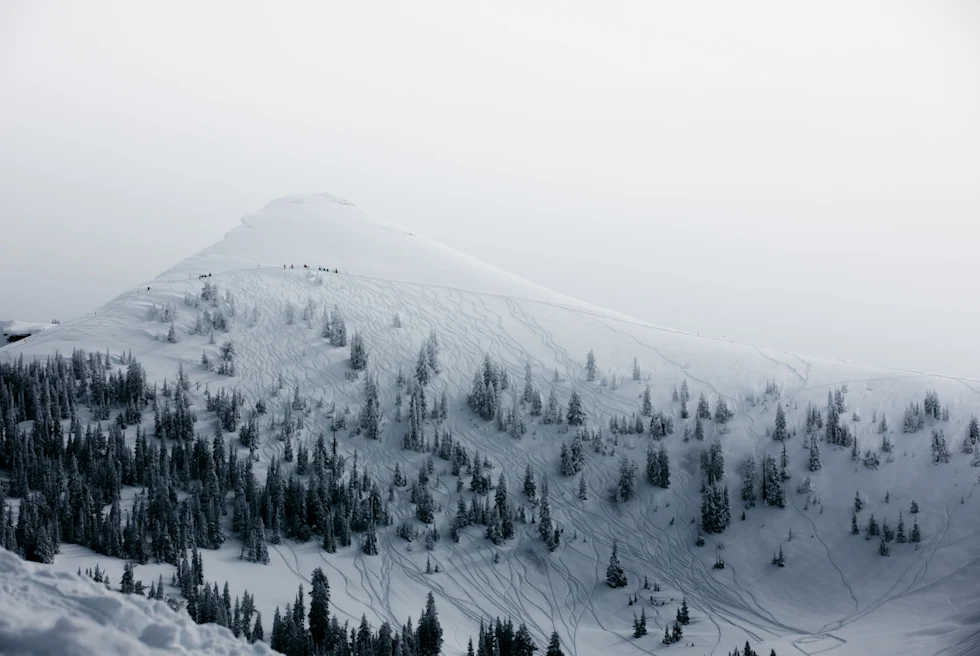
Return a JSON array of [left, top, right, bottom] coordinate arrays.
[[158, 192, 577, 305], [0, 549, 272, 656]]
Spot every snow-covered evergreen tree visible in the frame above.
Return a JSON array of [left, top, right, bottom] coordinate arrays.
[[697, 392, 711, 420], [566, 390, 586, 426], [613, 456, 637, 502], [808, 436, 821, 472], [523, 361, 535, 404], [741, 456, 756, 505], [606, 540, 628, 587], [585, 350, 597, 381], [349, 332, 369, 370], [642, 385, 653, 417], [415, 346, 431, 386], [773, 403, 788, 441]]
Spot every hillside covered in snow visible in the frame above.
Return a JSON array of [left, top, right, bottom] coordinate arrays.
[[1, 193, 979, 656]]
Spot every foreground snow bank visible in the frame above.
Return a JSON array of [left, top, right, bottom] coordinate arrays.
[[0, 320, 56, 340], [0, 549, 271, 656]]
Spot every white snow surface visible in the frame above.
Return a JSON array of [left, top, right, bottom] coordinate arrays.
[[3, 192, 980, 656], [0, 547, 272, 656]]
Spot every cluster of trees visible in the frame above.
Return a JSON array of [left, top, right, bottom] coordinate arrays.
[[700, 483, 731, 534], [823, 389, 853, 447], [559, 436, 586, 476], [728, 643, 776, 656], [186, 281, 234, 339], [267, 570, 443, 656], [645, 442, 670, 488], [349, 332, 369, 371], [467, 355, 510, 421], [322, 306, 348, 347], [470, 618, 538, 656], [931, 429, 950, 464], [698, 442, 732, 534], [759, 453, 787, 508], [470, 356, 586, 428], [851, 495, 922, 554]]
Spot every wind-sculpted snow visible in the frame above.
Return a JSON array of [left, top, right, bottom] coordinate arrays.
[[0, 548, 272, 656], [3, 194, 980, 656]]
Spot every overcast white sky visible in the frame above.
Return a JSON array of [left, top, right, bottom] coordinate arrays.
[[1, 1, 978, 377]]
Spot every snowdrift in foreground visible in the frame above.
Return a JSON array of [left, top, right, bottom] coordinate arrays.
[[0, 548, 271, 656], [0, 320, 56, 341]]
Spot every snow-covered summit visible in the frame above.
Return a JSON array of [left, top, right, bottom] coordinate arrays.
[[157, 191, 586, 309]]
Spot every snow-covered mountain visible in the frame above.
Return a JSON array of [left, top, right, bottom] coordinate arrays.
[[2, 193, 979, 656]]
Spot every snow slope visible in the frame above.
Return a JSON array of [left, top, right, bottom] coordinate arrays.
[[3, 193, 979, 656], [0, 547, 272, 656]]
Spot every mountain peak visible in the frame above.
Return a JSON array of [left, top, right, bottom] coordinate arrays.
[[159, 193, 588, 309], [262, 192, 357, 210]]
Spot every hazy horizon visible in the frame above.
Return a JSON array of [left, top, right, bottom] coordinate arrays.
[[1, 1, 978, 378]]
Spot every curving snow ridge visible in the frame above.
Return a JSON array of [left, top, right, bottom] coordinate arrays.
[[156, 192, 592, 310], [0, 548, 272, 656]]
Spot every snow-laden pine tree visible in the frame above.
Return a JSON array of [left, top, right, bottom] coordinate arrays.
[[523, 464, 537, 501], [741, 455, 756, 505], [426, 329, 440, 374], [329, 307, 347, 346], [617, 457, 638, 501], [968, 416, 980, 450], [701, 483, 731, 534], [931, 429, 950, 464], [359, 375, 381, 439], [546, 630, 565, 656], [697, 392, 711, 420], [632, 358, 641, 381], [761, 455, 785, 507], [523, 361, 534, 404], [642, 385, 653, 417], [415, 346, 431, 386], [910, 519, 921, 543], [715, 399, 734, 424], [566, 390, 586, 426], [646, 443, 659, 486], [349, 332, 369, 370], [539, 493, 557, 551], [773, 403, 788, 441], [808, 436, 821, 471], [586, 350, 597, 382], [677, 598, 690, 624], [606, 540, 628, 587]]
